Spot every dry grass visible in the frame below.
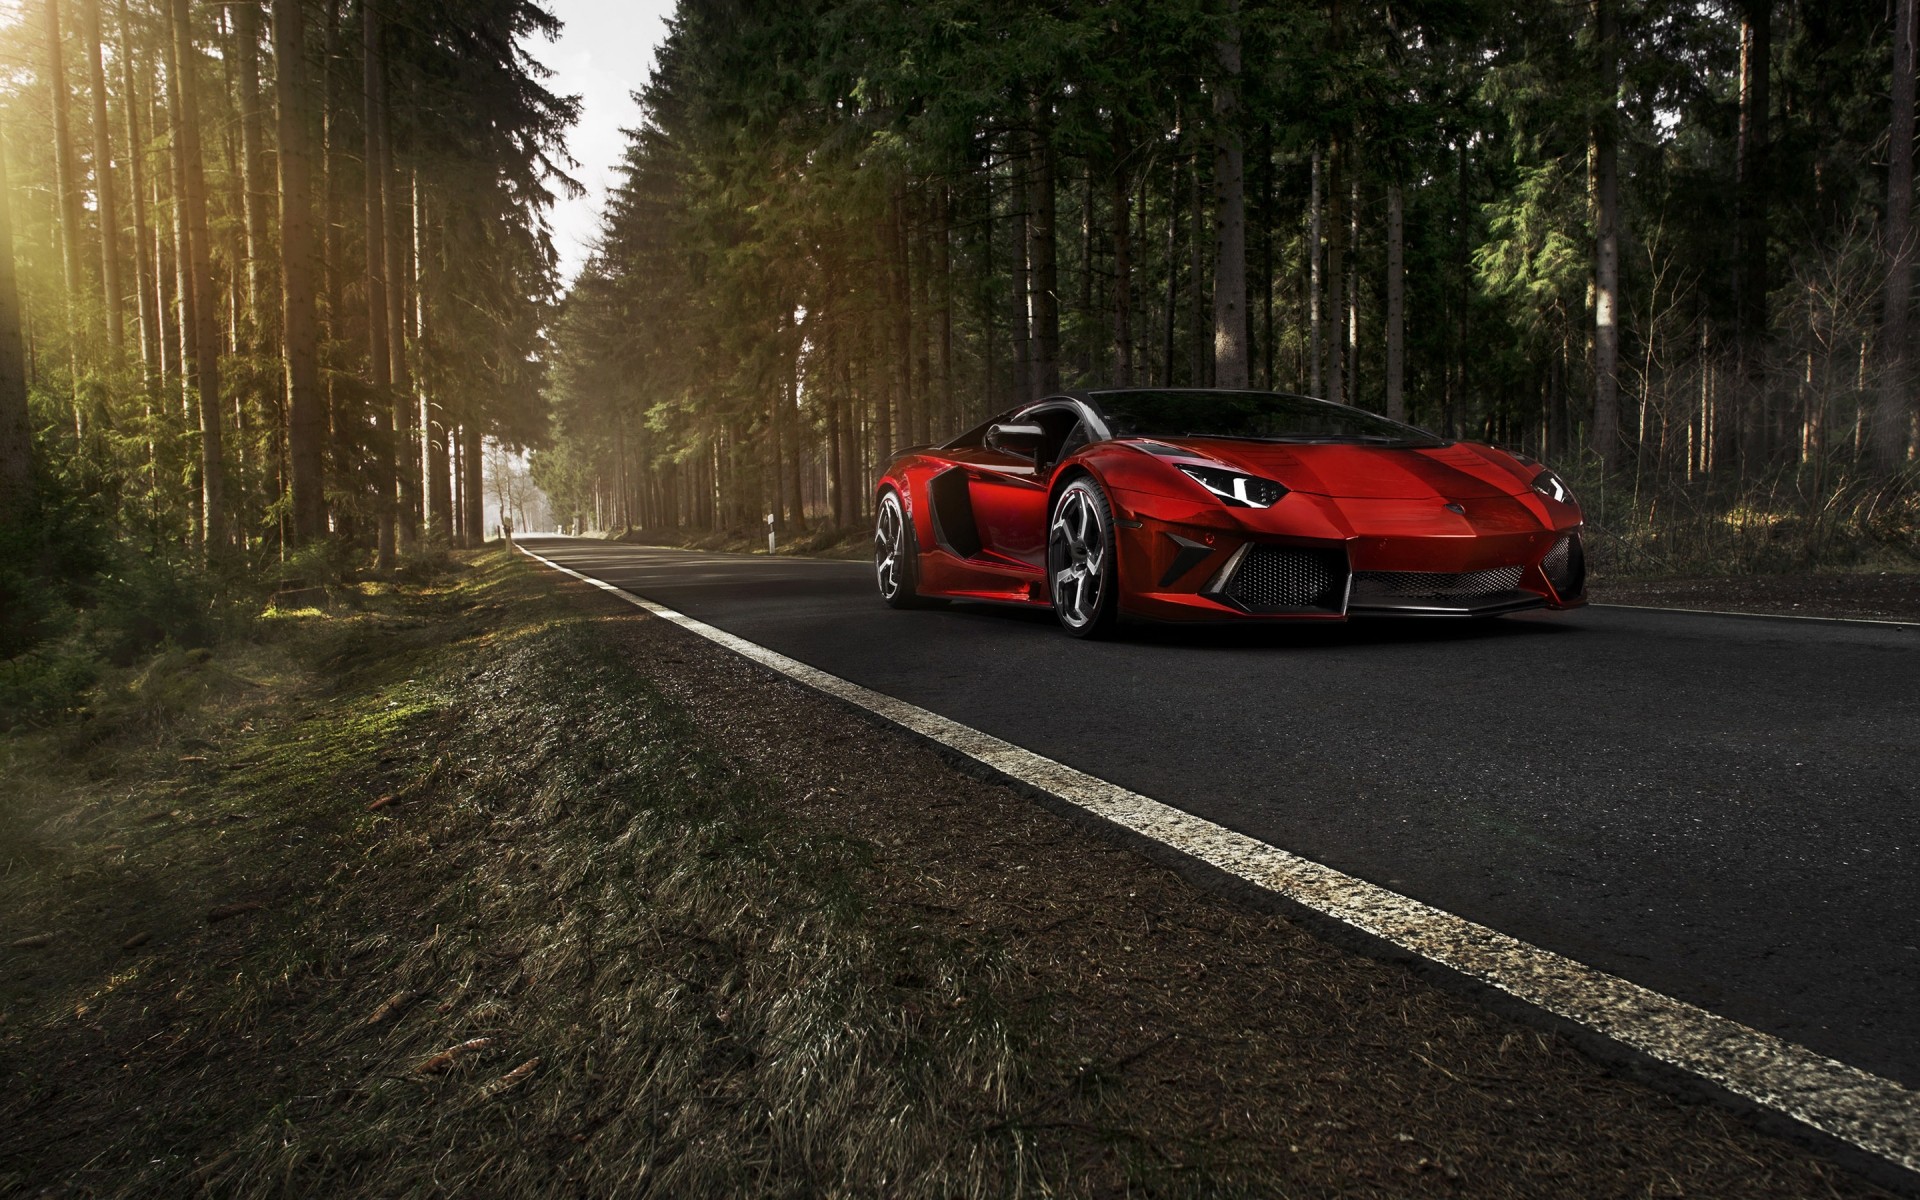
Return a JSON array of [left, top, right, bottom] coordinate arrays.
[[0, 555, 1040, 1197], [1574, 465, 1920, 580]]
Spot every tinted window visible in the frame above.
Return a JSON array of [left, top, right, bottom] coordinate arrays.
[[1091, 389, 1446, 446]]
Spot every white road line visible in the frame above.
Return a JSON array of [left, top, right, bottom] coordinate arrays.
[[518, 542, 1920, 1175], [1592, 602, 1920, 630]]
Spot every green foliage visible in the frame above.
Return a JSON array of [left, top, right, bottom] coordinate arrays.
[[539, 0, 1917, 558], [0, 639, 100, 730]]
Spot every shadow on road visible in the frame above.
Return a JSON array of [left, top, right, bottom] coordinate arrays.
[[927, 599, 1584, 651]]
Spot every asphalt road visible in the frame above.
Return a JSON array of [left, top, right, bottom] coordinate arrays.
[[519, 536, 1920, 1091]]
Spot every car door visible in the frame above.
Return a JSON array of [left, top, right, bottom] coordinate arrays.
[[968, 404, 1083, 570]]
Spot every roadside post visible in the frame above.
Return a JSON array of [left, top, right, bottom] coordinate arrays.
[[766, 512, 776, 555]]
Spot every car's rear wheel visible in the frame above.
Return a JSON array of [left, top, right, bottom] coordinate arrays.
[[1049, 477, 1119, 637], [874, 489, 925, 608]]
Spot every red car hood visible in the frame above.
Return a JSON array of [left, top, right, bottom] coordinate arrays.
[[1163, 438, 1531, 500]]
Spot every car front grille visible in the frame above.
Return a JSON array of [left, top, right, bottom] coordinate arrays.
[[1224, 546, 1348, 612], [1350, 566, 1525, 604], [1541, 533, 1585, 598]]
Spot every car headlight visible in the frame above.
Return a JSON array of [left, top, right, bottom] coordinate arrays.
[[1177, 465, 1287, 508], [1530, 468, 1576, 506]]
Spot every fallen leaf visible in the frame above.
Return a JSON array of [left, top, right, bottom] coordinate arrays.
[[206, 901, 264, 923], [478, 1057, 540, 1099], [366, 795, 398, 812], [416, 1037, 492, 1074], [366, 989, 421, 1025], [121, 931, 153, 951], [9, 933, 55, 950], [179, 755, 208, 764]]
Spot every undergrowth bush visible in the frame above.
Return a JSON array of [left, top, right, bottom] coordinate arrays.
[[1, 470, 252, 730], [1565, 463, 1920, 578]]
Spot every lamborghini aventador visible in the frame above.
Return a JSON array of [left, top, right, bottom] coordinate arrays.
[[872, 388, 1586, 636]]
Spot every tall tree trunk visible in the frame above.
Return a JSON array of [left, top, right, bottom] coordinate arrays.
[[909, 190, 931, 443], [1735, 1, 1771, 348], [1386, 181, 1405, 421], [1109, 153, 1133, 386], [167, 32, 193, 428], [120, 24, 158, 390], [275, 0, 324, 543], [1348, 172, 1360, 401], [234, 0, 272, 346], [937, 185, 953, 433], [888, 187, 912, 450], [785, 357, 803, 526], [1163, 148, 1178, 386], [1011, 131, 1032, 405], [320, 0, 349, 535], [321, 0, 341, 332], [83, 0, 124, 360], [461, 422, 482, 547], [1735, 1, 1772, 468], [1877, 0, 1918, 469], [148, 48, 179, 400], [1210, 0, 1248, 388], [384, 108, 414, 546], [1029, 102, 1061, 396], [450, 426, 465, 543], [46, 0, 88, 401], [826, 353, 844, 527], [1591, 0, 1623, 471], [837, 354, 856, 526], [0, 116, 32, 522], [1326, 136, 1345, 404], [169, 0, 227, 549], [1309, 145, 1323, 397], [1186, 146, 1207, 386], [417, 175, 452, 543], [364, 0, 395, 566], [1259, 125, 1273, 388]]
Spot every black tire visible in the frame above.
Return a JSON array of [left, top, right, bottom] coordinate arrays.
[[874, 489, 928, 608], [1047, 476, 1120, 637]]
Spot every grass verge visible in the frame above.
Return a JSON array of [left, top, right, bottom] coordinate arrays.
[[1, 553, 1032, 1196]]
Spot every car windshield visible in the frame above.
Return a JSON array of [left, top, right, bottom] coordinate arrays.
[[1090, 389, 1447, 446]]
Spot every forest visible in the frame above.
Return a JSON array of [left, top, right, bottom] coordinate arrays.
[[0, 0, 571, 712], [541, 0, 1920, 573], [2, 0, 1919, 718]]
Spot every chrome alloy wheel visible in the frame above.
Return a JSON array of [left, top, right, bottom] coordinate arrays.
[[1049, 481, 1108, 630], [874, 491, 907, 602]]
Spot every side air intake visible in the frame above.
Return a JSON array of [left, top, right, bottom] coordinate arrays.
[[1541, 533, 1586, 599]]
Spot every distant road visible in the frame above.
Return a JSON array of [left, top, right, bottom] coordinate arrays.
[[519, 536, 1920, 1093]]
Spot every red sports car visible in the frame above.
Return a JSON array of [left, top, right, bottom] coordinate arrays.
[[872, 388, 1586, 637]]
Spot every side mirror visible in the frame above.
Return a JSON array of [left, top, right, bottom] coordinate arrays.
[[986, 422, 1045, 457]]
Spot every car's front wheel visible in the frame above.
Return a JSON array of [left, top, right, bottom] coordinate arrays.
[[874, 489, 925, 608], [1048, 477, 1119, 637]]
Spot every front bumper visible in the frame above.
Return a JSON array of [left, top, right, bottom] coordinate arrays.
[[1113, 488, 1586, 621]]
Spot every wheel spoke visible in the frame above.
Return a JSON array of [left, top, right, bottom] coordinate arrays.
[[1048, 484, 1111, 629], [876, 497, 905, 598]]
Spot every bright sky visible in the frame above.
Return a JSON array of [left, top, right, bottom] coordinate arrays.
[[534, 0, 676, 288]]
